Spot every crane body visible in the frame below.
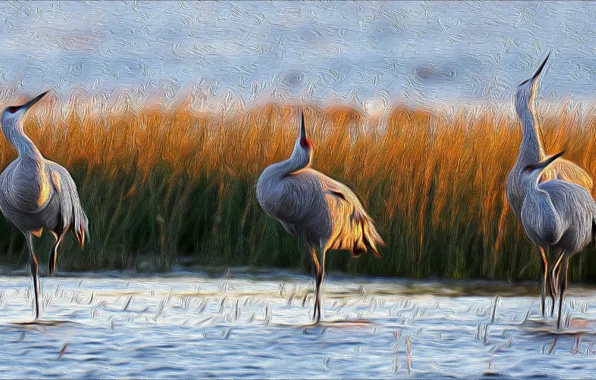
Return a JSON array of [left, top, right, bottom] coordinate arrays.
[[506, 54, 593, 316], [256, 112, 384, 323], [520, 151, 596, 329], [0, 91, 89, 319]]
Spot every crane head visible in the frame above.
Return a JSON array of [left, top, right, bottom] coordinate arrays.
[[289, 110, 314, 168], [522, 150, 565, 176], [515, 53, 550, 114], [518, 53, 550, 87], [5, 90, 49, 113], [2, 90, 50, 121], [299, 111, 313, 151]]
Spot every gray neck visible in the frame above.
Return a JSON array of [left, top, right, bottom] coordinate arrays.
[[3, 119, 43, 160], [266, 141, 311, 179], [526, 171, 544, 189], [515, 106, 545, 167]]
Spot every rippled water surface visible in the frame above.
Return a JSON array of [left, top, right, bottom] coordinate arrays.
[[1, 269, 596, 378]]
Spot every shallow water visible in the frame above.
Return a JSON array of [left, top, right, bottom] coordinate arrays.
[[1, 1, 596, 105], [1, 269, 596, 378]]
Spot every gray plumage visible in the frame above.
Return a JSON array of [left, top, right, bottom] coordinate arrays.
[[519, 151, 596, 329], [0, 91, 89, 319], [505, 53, 593, 316], [256, 111, 384, 323]]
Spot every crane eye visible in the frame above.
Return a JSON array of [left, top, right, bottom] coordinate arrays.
[[6, 107, 17, 114], [300, 138, 312, 149]]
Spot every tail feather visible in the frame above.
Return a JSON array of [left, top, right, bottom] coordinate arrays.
[[49, 164, 89, 249], [363, 216, 385, 257], [73, 208, 89, 248], [350, 211, 384, 258], [63, 179, 88, 249], [323, 183, 384, 258]]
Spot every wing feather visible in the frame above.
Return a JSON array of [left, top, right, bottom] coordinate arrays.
[[47, 162, 89, 247]]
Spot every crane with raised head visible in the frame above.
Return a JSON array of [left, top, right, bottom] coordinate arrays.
[[506, 54, 593, 317], [256, 111, 384, 323], [0, 91, 89, 319], [520, 151, 596, 329]]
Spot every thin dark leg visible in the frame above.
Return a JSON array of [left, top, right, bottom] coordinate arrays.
[[49, 232, 64, 277], [555, 263, 563, 293], [310, 247, 320, 322], [25, 232, 40, 320], [549, 250, 564, 317], [538, 247, 548, 317], [557, 255, 569, 330], [314, 272, 322, 323], [315, 247, 327, 324]]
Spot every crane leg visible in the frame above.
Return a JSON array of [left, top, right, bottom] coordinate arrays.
[[538, 247, 548, 317], [315, 247, 327, 324], [310, 244, 327, 324], [25, 232, 40, 320], [49, 231, 65, 277], [549, 250, 565, 317], [557, 254, 569, 330], [554, 263, 563, 294], [310, 247, 320, 323]]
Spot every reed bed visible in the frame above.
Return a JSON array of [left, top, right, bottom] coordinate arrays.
[[1, 92, 596, 282]]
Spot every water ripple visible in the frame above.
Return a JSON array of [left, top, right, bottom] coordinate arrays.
[[0, 272, 594, 377]]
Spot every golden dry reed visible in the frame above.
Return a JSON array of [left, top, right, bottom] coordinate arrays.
[[1, 92, 596, 282]]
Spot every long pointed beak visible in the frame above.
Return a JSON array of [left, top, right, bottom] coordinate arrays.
[[531, 53, 550, 81], [527, 53, 550, 85], [518, 53, 550, 87], [18, 90, 49, 111], [300, 111, 307, 140], [536, 150, 565, 170]]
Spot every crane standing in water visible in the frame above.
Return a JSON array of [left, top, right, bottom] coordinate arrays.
[[505, 54, 593, 317], [256, 111, 384, 323], [0, 91, 89, 319], [520, 151, 596, 329]]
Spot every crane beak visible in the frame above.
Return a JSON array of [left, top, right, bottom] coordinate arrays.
[[536, 150, 565, 170], [18, 90, 50, 112], [299, 111, 307, 140], [530, 52, 550, 82], [519, 53, 550, 86]]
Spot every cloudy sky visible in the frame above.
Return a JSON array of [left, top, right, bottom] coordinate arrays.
[[0, 1, 594, 105]]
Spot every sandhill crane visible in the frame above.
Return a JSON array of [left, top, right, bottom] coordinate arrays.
[[256, 111, 384, 323], [505, 54, 593, 316], [0, 91, 89, 319], [520, 151, 596, 329]]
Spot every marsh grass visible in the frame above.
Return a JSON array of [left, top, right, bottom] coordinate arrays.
[[1, 93, 596, 281]]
